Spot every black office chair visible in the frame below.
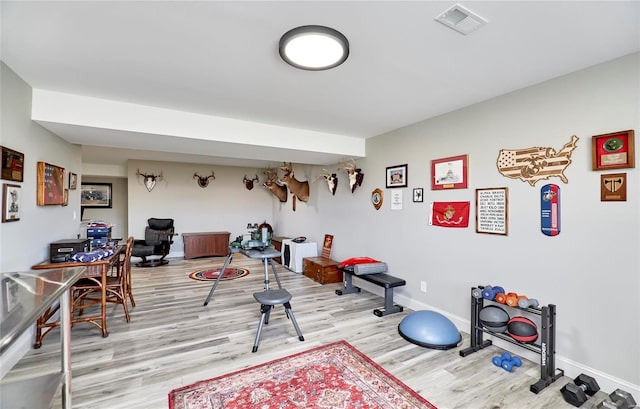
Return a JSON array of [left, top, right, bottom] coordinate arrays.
[[131, 218, 175, 267]]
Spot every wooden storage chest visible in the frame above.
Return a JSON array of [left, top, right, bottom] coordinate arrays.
[[303, 257, 343, 284], [182, 231, 230, 259]]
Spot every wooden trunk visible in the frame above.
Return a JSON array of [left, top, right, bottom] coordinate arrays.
[[303, 257, 342, 284], [182, 232, 230, 259]]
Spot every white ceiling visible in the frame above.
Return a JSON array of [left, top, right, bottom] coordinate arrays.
[[2, 1, 639, 168]]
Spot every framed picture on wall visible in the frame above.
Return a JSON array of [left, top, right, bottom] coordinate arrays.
[[1, 146, 24, 182], [413, 188, 423, 202], [2, 184, 21, 222], [431, 154, 468, 190], [592, 130, 635, 170], [80, 182, 112, 208], [386, 164, 408, 188], [36, 161, 65, 206], [69, 172, 78, 190]]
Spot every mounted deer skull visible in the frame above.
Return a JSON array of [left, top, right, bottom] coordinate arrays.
[[136, 169, 163, 192], [193, 171, 215, 188], [279, 162, 309, 211], [263, 168, 287, 202], [316, 169, 338, 196], [243, 174, 260, 190], [338, 159, 364, 193]]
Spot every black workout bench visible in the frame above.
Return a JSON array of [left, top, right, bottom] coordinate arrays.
[[336, 266, 405, 317]]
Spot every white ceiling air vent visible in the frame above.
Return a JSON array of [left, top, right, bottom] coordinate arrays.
[[435, 3, 488, 35]]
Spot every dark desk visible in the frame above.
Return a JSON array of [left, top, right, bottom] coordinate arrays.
[[31, 246, 123, 346], [203, 246, 282, 306]]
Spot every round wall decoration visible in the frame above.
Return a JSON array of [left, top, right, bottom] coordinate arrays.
[[371, 188, 383, 210]]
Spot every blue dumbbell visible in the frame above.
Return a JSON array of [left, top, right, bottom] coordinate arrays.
[[482, 285, 505, 301], [492, 352, 522, 372]]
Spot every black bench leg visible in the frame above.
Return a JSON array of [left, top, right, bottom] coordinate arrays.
[[373, 287, 404, 317], [335, 273, 361, 296]]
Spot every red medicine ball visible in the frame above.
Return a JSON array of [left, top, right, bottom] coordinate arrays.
[[507, 316, 538, 343]]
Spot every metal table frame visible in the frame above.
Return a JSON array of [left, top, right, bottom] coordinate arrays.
[[203, 246, 282, 306]]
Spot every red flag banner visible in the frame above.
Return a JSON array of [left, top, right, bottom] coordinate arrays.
[[430, 201, 470, 228]]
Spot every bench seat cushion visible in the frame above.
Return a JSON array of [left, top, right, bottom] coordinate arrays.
[[359, 273, 406, 288]]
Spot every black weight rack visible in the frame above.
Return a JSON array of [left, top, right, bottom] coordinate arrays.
[[459, 286, 564, 394]]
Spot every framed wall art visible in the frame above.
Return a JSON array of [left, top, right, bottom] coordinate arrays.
[[431, 154, 468, 190], [81, 182, 112, 208], [37, 161, 65, 206], [1, 146, 24, 182], [386, 164, 408, 188], [413, 188, 423, 202], [2, 184, 21, 222], [475, 187, 508, 235], [600, 173, 626, 202], [69, 172, 78, 190], [592, 130, 635, 170]]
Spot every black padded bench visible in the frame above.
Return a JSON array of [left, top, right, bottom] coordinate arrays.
[[336, 266, 406, 316]]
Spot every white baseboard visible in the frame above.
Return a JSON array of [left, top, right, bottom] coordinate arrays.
[[354, 281, 640, 398]]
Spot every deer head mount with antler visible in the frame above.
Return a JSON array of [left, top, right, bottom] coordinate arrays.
[[338, 159, 364, 193], [243, 174, 260, 190], [263, 168, 288, 203], [136, 169, 163, 192], [193, 171, 215, 188], [316, 169, 338, 196], [279, 162, 309, 211]]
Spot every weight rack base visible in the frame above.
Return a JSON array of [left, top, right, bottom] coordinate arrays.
[[459, 340, 492, 357], [530, 368, 564, 394]]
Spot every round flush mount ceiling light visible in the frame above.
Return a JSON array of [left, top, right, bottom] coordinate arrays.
[[279, 25, 349, 71]]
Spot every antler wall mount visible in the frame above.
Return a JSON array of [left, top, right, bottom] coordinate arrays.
[[136, 169, 163, 192], [194, 171, 216, 188], [243, 174, 260, 190]]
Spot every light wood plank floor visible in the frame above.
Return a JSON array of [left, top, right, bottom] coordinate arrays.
[[5, 255, 584, 408]]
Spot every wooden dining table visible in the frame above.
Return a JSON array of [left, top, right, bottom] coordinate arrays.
[[31, 246, 123, 347]]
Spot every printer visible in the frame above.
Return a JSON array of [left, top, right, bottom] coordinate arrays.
[[49, 238, 90, 263]]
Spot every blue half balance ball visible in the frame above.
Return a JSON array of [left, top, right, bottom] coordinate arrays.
[[398, 310, 462, 350]]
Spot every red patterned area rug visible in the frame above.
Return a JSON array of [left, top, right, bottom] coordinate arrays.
[[168, 340, 437, 409], [188, 267, 249, 281]]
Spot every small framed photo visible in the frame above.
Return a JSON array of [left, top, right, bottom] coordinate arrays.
[[81, 182, 112, 208], [413, 188, 423, 202], [600, 173, 627, 201], [386, 164, 408, 188], [592, 130, 635, 170], [432, 154, 468, 190], [1, 146, 24, 182], [69, 172, 78, 190], [2, 183, 21, 222]]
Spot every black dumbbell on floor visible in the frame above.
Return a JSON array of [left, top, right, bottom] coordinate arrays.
[[595, 388, 637, 409], [561, 374, 600, 407]]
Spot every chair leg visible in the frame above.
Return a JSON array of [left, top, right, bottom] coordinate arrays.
[[283, 302, 304, 341], [252, 305, 271, 353]]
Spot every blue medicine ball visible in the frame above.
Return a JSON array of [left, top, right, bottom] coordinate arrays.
[[398, 310, 462, 350]]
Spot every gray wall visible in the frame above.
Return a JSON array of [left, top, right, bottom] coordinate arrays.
[[274, 53, 640, 391], [0, 62, 84, 375], [126, 160, 275, 256], [81, 176, 128, 240]]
